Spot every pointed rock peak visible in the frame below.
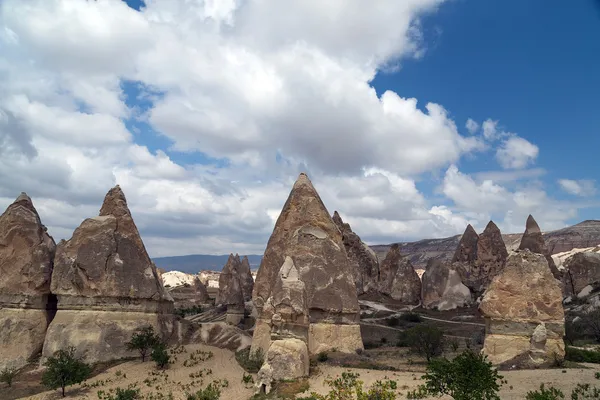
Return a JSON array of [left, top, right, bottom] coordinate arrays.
[[16, 192, 32, 203], [388, 243, 401, 256], [292, 172, 315, 190], [483, 220, 501, 234], [525, 214, 541, 234], [8, 191, 37, 214], [99, 185, 131, 218], [452, 224, 479, 263], [332, 210, 342, 224], [464, 224, 478, 236]]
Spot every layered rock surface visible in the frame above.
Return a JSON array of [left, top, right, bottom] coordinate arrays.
[[332, 211, 379, 295], [42, 186, 174, 363], [519, 215, 561, 279], [378, 244, 421, 305], [0, 193, 56, 369], [479, 250, 565, 366], [421, 259, 471, 311], [167, 277, 210, 309], [252, 173, 362, 356]]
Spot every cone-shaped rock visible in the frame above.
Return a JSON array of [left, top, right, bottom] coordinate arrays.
[[332, 211, 379, 295], [252, 173, 362, 356], [0, 193, 56, 370], [378, 244, 421, 304], [167, 277, 210, 309], [217, 254, 245, 325], [42, 185, 174, 363], [479, 249, 565, 366], [452, 224, 479, 263], [519, 215, 560, 279], [421, 259, 471, 311], [239, 255, 255, 302]]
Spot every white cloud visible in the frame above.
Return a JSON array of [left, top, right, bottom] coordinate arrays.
[[465, 118, 479, 134], [495, 135, 539, 169], [558, 179, 597, 197], [482, 119, 499, 140]]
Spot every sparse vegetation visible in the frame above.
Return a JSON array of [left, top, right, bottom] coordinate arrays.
[[317, 352, 329, 362], [97, 387, 141, 400], [526, 384, 565, 400], [126, 326, 161, 362], [405, 325, 444, 361], [186, 382, 221, 400], [42, 347, 92, 397], [571, 383, 600, 399], [0, 366, 17, 387], [304, 372, 397, 400], [565, 346, 600, 364], [400, 312, 422, 323], [235, 347, 264, 373], [151, 342, 170, 369], [175, 305, 204, 318], [416, 349, 503, 400]]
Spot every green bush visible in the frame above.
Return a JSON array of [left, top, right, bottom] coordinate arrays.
[[0, 366, 17, 387], [305, 372, 397, 400], [526, 384, 565, 400], [565, 346, 600, 363], [151, 342, 170, 369], [42, 347, 91, 398], [126, 326, 161, 362], [405, 325, 444, 361], [97, 387, 141, 400], [571, 383, 600, 399], [235, 347, 264, 373], [400, 312, 422, 323], [418, 350, 503, 400], [187, 382, 221, 400], [317, 352, 328, 362]]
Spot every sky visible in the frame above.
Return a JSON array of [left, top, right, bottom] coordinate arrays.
[[0, 0, 599, 257]]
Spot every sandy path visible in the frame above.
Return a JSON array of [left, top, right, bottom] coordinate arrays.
[[20, 344, 254, 400], [309, 364, 600, 399]]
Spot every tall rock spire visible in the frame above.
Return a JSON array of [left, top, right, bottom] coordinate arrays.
[[519, 215, 560, 279]]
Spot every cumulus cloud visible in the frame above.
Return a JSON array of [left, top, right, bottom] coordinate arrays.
[[558, 179, 597, 197], [495, 135, 539, 169], [0, 0, 591, 257]]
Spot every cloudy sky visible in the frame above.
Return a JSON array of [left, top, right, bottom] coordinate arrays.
[[1, 0, 599, 257]]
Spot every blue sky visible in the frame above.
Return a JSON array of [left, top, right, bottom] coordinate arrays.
[[1, 0, 599, 256]]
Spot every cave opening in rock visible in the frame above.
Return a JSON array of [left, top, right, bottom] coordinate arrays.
[[45, 293, 58, 325]]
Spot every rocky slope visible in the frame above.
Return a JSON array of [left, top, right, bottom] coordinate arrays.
[[371, 220, 600, 268]]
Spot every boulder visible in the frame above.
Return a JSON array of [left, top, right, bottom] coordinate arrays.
[[479, 249, 565, 366], [257, 338, 309, 394], [168, 277, 210, 309], [452, 224, 479, 263], [239, 255, 255, 302], [42, 186, 174, 363], [252, 173, 362, 356], [421, 259, 471, 311], [332, 211, 379, 295], [0, 193, 56, 370], [378, 244, 421, 305], [519, 215, 561, 279], [562, 252, 600, 298]]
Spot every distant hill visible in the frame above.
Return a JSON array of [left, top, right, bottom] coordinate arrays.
[[152, 254, 263, 273]]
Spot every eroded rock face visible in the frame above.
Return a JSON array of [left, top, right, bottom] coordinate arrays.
[[332, 211, 379, 295], [378, 244, 421, 304], [452, 224, 479, 264], [168, 278, 210, 309], [252, 173, 362, 357], [464, 221, 508, 294], [0, 193, 56, 370], [42, 186, 174, 363], [421, 259, 471, 311], [479, 249, 565, 366], [217, 254, 245, 325], [563, 252, 600, 298], [239, 256, 255, 302], [257, 338, 310, 394], [519, 215, 561, 279]]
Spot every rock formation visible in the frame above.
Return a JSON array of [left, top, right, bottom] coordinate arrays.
[[0, 193, 56, 370], [562, 252, 600, 298], [378, 244, 421, 304], [332, 211, 379, 295], [421, 259, 471, 311], [167, 277, 210, 309], [217, 254, 246, 325], [519, 215, 561, 279], [459, 221, 508, 295], [452, 224, 479, 264], [479, 249, 565, 366], [239, 255, 255, 301], [42, 186, 174, 363], [252, 173, 362, 356]]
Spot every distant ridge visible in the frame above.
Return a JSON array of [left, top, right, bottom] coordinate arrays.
[[153, 254, 263, 273]]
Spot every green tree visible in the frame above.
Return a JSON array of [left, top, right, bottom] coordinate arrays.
[[0, 366, 17, 387], [420, 350, 503, 400], [126, 325, 160, 362], [405, 325, 444, 361], [41, 347, 91, 397], [151, 342, 170, 369]]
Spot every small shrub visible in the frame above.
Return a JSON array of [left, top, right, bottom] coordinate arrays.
[[306, 372, 397, 400], [565, 346, 600, 363], [189, 382, 221, 400], [242, 372, 254, 385], [317, 352, 328, 362], [571, 383, 600, 399], [97, 387, 141, 400], [386, 316, 400, 327], [595, 372, 600, 380], [526, 384, 565, 400], [42, 347, 91, 397], [448, 339, 460, 352], [405, 325, 444, 361], [235, 347, 264, 373], [400, 312, 422, 323], [0, 366, 17, 387], [418, 350, 503, 400], [126, 326, 161, 362], [151, 342, 170, 369]]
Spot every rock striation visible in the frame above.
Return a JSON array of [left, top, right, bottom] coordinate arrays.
[[42, 186, 174, 363], [167, 277, 210, 309], [378, 244, 421, 305], [519, 215, 561, 279], [0, 193, 56, 370], [421, 259, 471, 311], [332, 211, 379, 295], [252, 173, 362, 357], [217, 254, 246, 325], [479, 249, 565, 366]]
